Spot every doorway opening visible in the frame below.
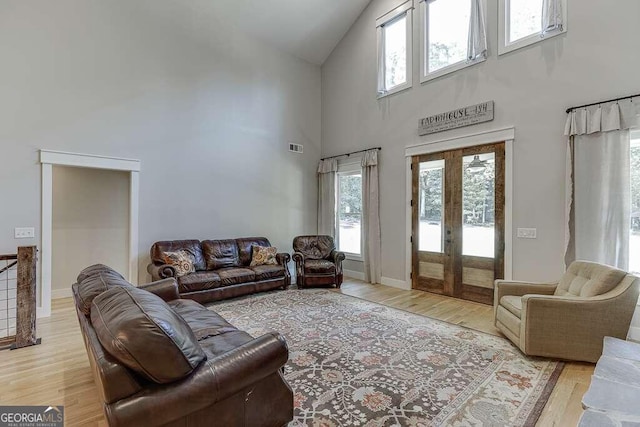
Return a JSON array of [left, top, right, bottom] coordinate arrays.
[[39, 150, 140, 317]]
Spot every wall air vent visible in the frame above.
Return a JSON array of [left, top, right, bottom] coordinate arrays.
[[289, 143, 303, 154]]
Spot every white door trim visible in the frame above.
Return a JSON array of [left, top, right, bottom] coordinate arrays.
[[404, 127, 515, 290], [39, 150, 141, 318]]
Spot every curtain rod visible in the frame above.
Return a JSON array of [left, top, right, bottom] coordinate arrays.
[[321, 147, 381, 161], [566, 92, 640, 114]]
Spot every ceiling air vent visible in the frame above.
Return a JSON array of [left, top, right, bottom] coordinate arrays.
[[289, 143, 303, 154]]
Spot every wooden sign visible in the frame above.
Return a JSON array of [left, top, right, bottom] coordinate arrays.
[[419, 101, 494, 136]]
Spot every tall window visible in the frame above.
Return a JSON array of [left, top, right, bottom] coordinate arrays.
[[630, 132, 640, 274], [337, 167, 363, 256], [498, 0, 566, 55], [376, 1, 413, 97], [420, 0, 486, 82]]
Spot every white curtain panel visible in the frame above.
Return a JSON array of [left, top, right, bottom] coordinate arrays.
[[566, 130, 631, 270], [317, 159, 338, 237], [541, 0, 563, 35], [361, 150, 381, 284], [564, 100, 638, 270], [467, 0, 487, 61]]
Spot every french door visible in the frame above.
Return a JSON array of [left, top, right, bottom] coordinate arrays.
[[411, 142, 505, 304]]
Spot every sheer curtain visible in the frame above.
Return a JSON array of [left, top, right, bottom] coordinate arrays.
[[542, 0, 563, 35], [467, 0, 487, 61], [361, 150, 381, 284], [317, 159, 338, 236], [564, 101, 639, 269]]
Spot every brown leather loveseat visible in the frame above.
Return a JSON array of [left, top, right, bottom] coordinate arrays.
[[72, 264, 293, 427], [147, 237, 290, 304]]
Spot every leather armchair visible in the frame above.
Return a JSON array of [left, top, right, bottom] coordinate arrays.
[[292, 235, 345, 288], [494, 261, 640, 363]]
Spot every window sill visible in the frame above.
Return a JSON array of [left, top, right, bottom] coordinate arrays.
[[420, 56, 486, 84], [377, 81, 412, 99], [344, 253, 363, 262], [498, 28, 565, 55]]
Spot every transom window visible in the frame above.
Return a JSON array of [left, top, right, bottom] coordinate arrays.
[[420, 0, 486, 82], [376, 1, 413, 97], [498, 0, 566, 55]]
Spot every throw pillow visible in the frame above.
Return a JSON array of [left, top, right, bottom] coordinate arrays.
[[250, 245, 278, 266], [162, 250, 196, 277]]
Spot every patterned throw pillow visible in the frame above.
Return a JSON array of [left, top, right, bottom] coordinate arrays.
[[161, 250, 196, 277], [250, 246, 278, 267]]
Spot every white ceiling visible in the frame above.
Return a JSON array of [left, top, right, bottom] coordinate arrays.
[[201, 0, 372, 65]]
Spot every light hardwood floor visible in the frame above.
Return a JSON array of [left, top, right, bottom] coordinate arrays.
[[0, 279, 593, 426]]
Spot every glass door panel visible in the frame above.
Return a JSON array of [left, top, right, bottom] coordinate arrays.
[[462, 153, 495, 258], [419, 159, 445, 253]]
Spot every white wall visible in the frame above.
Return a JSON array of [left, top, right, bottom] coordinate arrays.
[[322, 0, 640, 283], [0, 1, 321, 288], [52, 166, 129, 297]]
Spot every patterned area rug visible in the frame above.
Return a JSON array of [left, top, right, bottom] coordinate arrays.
[[210, 290, 563, 427]]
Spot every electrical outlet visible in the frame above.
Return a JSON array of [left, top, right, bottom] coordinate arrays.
[[14, 227, 35, 239], [517, 228, 537, 239]]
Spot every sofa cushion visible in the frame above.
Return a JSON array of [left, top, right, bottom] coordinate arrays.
[[76, 271, 133, 316], [293, 235, 335, 260], [161, 250, 196, 277], [168, 299, 237, 340], [151, 240, 206, 271], [91, 286, 206, 384], [250, 246, 278, 267], [216, 267, 256, 286], [202, 240, 240, 270], [500, 295, 523, 318], [236, 237, 271, 266], [77, 264, 125, 284], [177, 271, 222, 292], [304, 259, 336, 274], [250, 265, 286, 281], [556, 261, 627, 297]]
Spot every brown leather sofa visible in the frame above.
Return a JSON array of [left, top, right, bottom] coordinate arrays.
[[147, 237, 290, 304], [72, 264, 293, 427], [292, 235, 345, 288]]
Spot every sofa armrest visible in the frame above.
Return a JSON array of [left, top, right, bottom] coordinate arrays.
[[106, 333, 289, 427], [330, 250, 345, 264], [521, 290, 637, 362], [276, 252, 291, 266], [292, 251, 305, 266], [138, 278, 180, 302], [147, 263, 176, 281]]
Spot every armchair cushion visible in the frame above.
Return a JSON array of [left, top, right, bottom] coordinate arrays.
[[556, 261, 627, 297], [293, 235, 335, 260], [500, 295, 522, 318], [305, 259, 336, 274]]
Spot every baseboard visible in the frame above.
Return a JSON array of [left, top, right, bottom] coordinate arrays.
[[629, 326, 640, 343], [343, 269, 365, 281], [381, 276, 410, 290], [51, 288, 72, 300]]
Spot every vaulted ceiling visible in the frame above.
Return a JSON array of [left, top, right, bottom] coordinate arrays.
[[199, 0, 372, 65]]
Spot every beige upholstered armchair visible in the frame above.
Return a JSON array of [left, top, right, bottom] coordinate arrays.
[[494, 261, 640, 363]]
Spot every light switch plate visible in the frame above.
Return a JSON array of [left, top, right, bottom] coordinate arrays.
[[517, 228, 537, 239], [15, 227, 35, 239]]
